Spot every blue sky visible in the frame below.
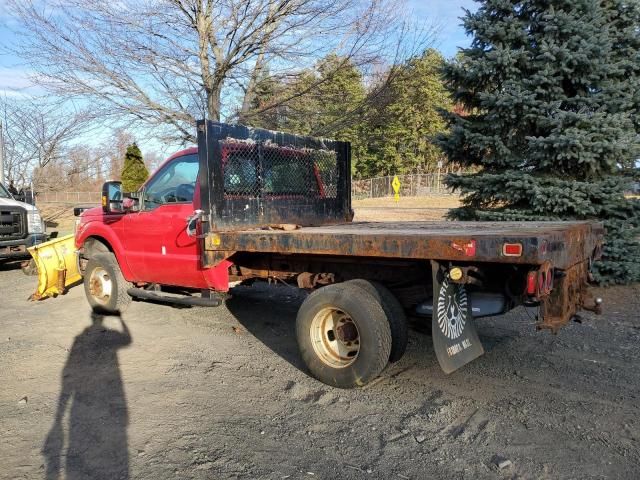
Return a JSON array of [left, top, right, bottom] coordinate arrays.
[[0, 1, 477, 97], [0, 0, 477, 153], [409, 0, 476, 57]]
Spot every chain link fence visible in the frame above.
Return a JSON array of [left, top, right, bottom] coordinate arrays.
[[34, 174, 454, 204], [352, 174, 453, 199], [36, 191, 101, 203]]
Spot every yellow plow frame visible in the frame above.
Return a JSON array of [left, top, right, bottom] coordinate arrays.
[[28, 234, 82, 300]]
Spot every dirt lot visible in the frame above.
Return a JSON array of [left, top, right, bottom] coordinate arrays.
[[353, 196, 460, 222], [2, 202, 640, 479]]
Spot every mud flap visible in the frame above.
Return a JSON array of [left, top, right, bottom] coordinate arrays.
[[431, 260, 484, 374]]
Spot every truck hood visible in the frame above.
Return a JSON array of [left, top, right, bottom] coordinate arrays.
[[0, 197, 38, 212], [80, 206, 103, 217]]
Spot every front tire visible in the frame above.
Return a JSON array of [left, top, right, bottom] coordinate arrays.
[[84, 252, 132, 314], [296, 283, 392, 388]]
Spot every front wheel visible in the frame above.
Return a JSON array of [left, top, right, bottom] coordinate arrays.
[[296, 283, 392, 388], [84, 252, 132, 314]]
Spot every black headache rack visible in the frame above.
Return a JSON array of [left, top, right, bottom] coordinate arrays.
[[196, 120, 352, 230]]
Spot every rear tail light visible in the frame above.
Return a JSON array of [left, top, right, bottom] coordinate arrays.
[[526, 271, 537, 295], [503, 242, 523, 257], [539, 271, 546, 294], [527, 266, 554, 297]]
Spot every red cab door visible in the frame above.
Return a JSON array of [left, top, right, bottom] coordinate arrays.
[[122, 153, 207, 289]]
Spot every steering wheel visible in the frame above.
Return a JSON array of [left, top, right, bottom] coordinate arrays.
[[175, 183, 195, 202]]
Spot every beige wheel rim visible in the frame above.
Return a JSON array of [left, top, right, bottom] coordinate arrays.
[[310, 307, 360, 368], [88, 267, 113, 306]]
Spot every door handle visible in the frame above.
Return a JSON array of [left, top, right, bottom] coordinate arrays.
[[186, 209, 204, 237]]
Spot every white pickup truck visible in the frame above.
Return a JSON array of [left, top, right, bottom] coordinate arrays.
[[0, 182, 46, 260]]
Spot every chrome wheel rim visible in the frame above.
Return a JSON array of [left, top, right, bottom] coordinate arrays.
[[310, 307, 360, 368]]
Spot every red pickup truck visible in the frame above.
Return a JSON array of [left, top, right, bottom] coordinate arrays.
[[75, 121, 604, 388]]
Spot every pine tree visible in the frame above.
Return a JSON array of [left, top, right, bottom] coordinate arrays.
[[121, 143, 149, 193], [248, 55, 368, 174], [358, 49, 453, 178], [438, 0, 640, 284]]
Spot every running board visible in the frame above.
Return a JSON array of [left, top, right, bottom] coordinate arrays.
[[127, 288, 223, 307]]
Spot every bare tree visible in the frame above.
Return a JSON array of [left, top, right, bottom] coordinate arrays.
[[143, 151, 164, 173], [0, 97, 91, 188], [8, 0, 425, 144]]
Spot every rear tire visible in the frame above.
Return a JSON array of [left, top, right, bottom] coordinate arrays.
[[296, 283, 391, 388], [346, 279, 408, 363], [84, 252, 132, 314]]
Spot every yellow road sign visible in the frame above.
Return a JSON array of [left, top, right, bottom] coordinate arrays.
[[392, 175, 401, 194]]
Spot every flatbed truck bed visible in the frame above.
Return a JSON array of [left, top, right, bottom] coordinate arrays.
[[205, 220, 603, 269]]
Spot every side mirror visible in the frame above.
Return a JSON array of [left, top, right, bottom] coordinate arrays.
[[102, 181, 124, 214]]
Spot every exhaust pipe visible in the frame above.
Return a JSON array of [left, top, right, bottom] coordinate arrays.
[[415, 292, 507, 319]]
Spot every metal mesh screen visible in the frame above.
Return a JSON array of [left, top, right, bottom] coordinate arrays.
[[198, 121, 350, 228], [220, 141, 339, 200]]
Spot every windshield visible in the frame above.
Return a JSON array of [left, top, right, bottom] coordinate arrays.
[[0, 183, 11, 198], [143, 154, 199, 209]]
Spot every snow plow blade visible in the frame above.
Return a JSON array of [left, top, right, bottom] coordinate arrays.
[[28, 234, 82, 300]]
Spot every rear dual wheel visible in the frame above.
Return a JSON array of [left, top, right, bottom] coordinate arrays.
[[345, 279, 408, 363], [296, 281, 406, 389]]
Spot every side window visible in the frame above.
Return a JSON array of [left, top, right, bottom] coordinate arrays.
[[143, 154, 199, 210]]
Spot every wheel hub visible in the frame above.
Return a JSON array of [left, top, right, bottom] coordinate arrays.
[[309, 307, 361, 368], [335, 321, 358, 342], [88, 267, 113, 306]]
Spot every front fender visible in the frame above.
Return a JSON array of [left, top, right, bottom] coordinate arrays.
[[75, 220, 135, 282]]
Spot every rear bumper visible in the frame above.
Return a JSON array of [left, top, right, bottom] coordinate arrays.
[[0, 234, 47, 259], [538, 259, 600, 332]]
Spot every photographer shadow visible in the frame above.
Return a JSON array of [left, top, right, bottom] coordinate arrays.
[[43, 312, 132, 480]]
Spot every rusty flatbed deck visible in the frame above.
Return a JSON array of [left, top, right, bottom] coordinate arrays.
[[206, 221, 604, 269]]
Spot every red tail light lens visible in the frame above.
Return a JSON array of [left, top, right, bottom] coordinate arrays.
[[503, 243, 523, 256], [526, 271, 537, 295], [538, 271, 546, 293]]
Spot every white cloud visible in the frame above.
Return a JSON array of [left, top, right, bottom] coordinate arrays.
[[0, 67, 35, 90]]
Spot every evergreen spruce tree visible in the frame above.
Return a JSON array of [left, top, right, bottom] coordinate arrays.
[[438, 0, 640, 284], [121, 143, 149, 193]]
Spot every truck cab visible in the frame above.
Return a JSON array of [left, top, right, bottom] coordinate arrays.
[[0, 181, 46, 260], [75, 140, 331, 292], [75, 147, 220, 290]]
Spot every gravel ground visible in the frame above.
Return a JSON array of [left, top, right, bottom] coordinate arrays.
[[1, 259, 639, 480]]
